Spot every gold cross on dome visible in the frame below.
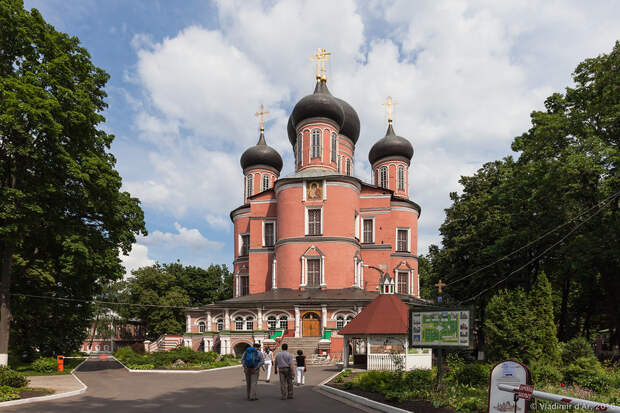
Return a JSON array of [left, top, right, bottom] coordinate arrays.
[[310, 48, 331, 80], [255, 104, 270, 131], [382, 96, 398, 124], [435, 279, 447, 294]]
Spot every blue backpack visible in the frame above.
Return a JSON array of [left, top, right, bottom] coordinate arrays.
[[245, 347, 260, 368]]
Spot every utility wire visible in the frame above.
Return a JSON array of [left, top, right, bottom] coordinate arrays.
[[13, 293, 192, 309], [459, 197, 611, 304], [445, 189, 620, 288]]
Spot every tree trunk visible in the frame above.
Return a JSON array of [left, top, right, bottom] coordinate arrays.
[[0, 246, 14, 366]]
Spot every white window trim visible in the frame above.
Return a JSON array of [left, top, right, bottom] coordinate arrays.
[[246, 174, 253, 198], [398, 165, 405, 190], [379, 166, 388, 188], [395, 227, 411, 252], [362, 217, 375, 244], [262, 220, 276, 247], [238, 232, 250, 256], [311, 129, 321, 159], [305, 206, 323, 235], [354, 213, 360, 239], [272, 257, 277, 289], [300, 256, 306, 287]]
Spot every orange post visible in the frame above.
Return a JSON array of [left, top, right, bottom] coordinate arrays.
[[57, 355, 64, 372]]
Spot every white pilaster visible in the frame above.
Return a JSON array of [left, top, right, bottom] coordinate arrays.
[[224, 308, 230, 330], [320, 255, 326, 287], [294, 306, 300, 338], [272, 258, 277, 289], [207, 311, 212, 331], [186, 314, 191, 333], [258, 307, 263, 330], [321, 305, 327, 334]]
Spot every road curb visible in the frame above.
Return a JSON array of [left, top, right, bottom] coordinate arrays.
[[318, 370, 411, 413], [0, 358, 88, 409], [113, 356, 242, 373]]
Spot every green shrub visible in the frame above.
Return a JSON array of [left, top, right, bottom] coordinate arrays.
[[31, 357, 57, 373], [404, 369, 434, 389], [453, 363, 489, 387], [127, 363, 155, 370], [0, 367, 28, 388], [342, 368, 351, 377], [0, 385, 20, 402], [561, 337, 596, 365], [530, 359, 562, 385], [131, 342, 146, 355], [563, 356, 610, 392], [334, 375, 344, 383]]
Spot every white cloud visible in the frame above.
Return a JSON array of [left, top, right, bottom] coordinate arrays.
[[206, 214, 231, 232], [120, 243, 155, 276], [140, 222, 224, 251]]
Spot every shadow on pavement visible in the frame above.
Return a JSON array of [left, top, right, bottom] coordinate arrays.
[[77, 360, 125, 372]]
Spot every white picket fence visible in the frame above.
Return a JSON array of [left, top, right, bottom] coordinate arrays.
[[367, 352, 432, 371]]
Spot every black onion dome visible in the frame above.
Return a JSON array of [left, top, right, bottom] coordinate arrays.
[[287, 115, 296, 146], [335, 97, 360, 143], [368, 123, 414, 165], [289, 80, 344, 145], [240, 131, 283, 172]]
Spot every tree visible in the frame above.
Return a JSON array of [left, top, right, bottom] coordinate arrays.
[[428, 41, 620, 349], [120, 263, 233, 339], [0, 1, 146, 363], [528, 272, 561, 365]]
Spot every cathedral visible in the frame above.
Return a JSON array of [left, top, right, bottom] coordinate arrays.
[[184, 49, 425, 357]]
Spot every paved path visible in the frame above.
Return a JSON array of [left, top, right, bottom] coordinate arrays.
[[1, 359, 368, 412], [26, 374, 84, 394]]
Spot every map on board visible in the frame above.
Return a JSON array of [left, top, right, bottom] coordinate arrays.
[[410, 309, 471, 347]]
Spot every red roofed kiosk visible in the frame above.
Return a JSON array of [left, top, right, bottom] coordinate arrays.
[[339, 291, 431, 370]]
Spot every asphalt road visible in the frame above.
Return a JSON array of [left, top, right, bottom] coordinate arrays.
[[1, 359, 367, 412]]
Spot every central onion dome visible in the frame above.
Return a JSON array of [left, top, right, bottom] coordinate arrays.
[[288, 79, 360, 146], [240, 130, 283, 172], [368, 123, 414, 165]]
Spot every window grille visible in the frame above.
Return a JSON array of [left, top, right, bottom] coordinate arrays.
[[397, 272, 409, 294], [346, 159, 351, 176], [379, 166, 388, 188], [235, 317, 244, 330], [262, 174, 269, 191], [198, 321, 206, 333], [331, 133, 337, 162], [397, 229, 408, 252], [363, 219, 373, 243], [246, 174, 253, 197], [264, 222, 274, 247], [239, 275, 249, 296], [240, 234, 249, 256], [311, 129, 321, 158], [308, 209, 321, 235], [307, 259, 321, 287], [279, 316, 288, 329], [398, 166, 405, 190], [267, 316, 277, 330]]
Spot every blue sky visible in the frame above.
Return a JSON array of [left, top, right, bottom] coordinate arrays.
[[23, 0, 620, 274]]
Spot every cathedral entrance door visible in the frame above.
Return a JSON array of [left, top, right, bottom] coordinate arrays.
[[302, 312, 321, 337]]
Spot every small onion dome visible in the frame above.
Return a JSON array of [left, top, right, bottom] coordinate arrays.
[[368, 123, 414, 165], [335, 97, 360, 143], [289, 80, 345, 146], [240, 130, 283, 172], [287, 115, 296, 146]]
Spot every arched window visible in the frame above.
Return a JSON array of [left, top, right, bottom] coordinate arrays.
[[337, 156, 341, 173], [246, 316, 254, 331], [346, 159, 351, 176], [311, 129, 321, 158], [398, 165, 405, 190], [262, 174, 269, 191], [235, 316, 244, 331], [198, 321, 206, 333], [297, 134, 302, 166], [216, 319, 224, 331], [279, 315, 288, 329], [379, 166, 388, 188], [331, 133, 337, 162], [267, 316, 277, 330], [337, 316, 344, 329], [346, 315, 354, 325], [246, 174, 253, 197]]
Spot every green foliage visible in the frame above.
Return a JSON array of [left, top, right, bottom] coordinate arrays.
[[31, 357, 57, 373], [561, 337, 596, 365], [0, 0, 146, 359], [563, 356, 610, 392], [403, 369, 435, 388], [114, 347, 225, 370], [0, 366, 28, 388], [424, 41, 620, 350], [341, 368, 351, 377], [530, 359, 563, 385], [118, 263, 232, 338], [127, 363, 154, 370], [454, 363, 490, 387], [0, 385, 19, 402], [529, 272, 561, 365]]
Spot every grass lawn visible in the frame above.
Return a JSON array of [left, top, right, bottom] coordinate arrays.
[[11, 358, 86, 376]]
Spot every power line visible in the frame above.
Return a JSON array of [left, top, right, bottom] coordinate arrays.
[[445, 189, 620, 288], [459, 197, 610, 304], [12, 293, 192, 309]]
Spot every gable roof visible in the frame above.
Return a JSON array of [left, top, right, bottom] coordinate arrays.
[[339, 294, 410, 335]]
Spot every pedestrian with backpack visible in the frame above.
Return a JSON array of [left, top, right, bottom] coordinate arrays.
[[241, 342, 264, 401]]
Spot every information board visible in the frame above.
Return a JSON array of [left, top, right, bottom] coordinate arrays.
[[410, 308, 472, 348], [488, 360, 530, 413]]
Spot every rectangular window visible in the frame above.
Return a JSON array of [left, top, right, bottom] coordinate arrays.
[[398, 166, 405, 190], [246, 318, 254, 330], [307, 259, 321, 287], [279, 317, 288, 329], [331, 134, 337, 162], [397, 272, 409, 294], [235, 318, 244, 330], [264, 222, 275, 247], [267, 317, 277, 330], [308, 209, 321, 235], [346, 159, 351, 176], [246, 174, 253, 197], [239, 276, 249, 296], [217, 320, 223, 331], [297, 137, 302, 166], [240, 234, 249, 256], [363, 219, 374, 243], [262, 174, 269, 191], [397, 229, 408, 252], [311, 130, 321, 158]]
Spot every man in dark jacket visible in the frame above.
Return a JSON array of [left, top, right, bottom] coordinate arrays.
[[241, 342, 265, 401]]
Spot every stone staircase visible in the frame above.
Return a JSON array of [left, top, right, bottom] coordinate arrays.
[[279, 337, 321, 361]]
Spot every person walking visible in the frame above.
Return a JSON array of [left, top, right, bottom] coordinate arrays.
[[241, 342, 264, 401], [263, 346, 273, 383], [295, 349, 306, 385], [274, 343, 295, 400]]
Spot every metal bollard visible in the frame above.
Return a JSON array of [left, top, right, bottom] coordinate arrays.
[[57, 355, 64, 372]]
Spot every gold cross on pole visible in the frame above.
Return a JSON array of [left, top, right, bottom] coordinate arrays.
[[255, 104, 270, 131], [435, 279, 447, 294], [310, 48, 331, 81], [382, 96, 398, 124]]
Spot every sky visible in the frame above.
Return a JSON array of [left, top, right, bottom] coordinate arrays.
[[23, 0, 620, 275]]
